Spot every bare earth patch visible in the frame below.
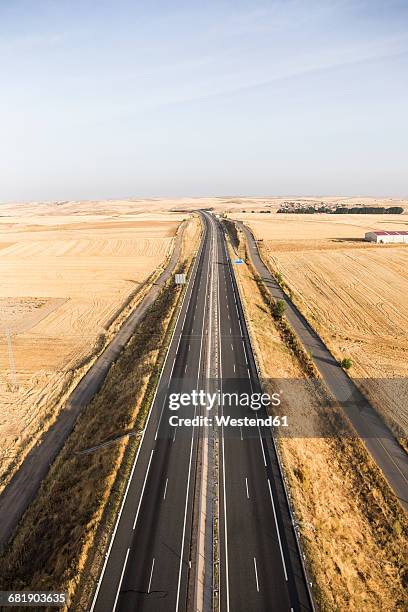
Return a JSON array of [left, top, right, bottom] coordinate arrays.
[[0, 297, 68, 335]]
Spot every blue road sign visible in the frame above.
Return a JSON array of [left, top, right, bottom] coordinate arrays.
[[234, 259, 244, 264]]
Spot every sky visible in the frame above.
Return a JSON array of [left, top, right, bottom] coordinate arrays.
[[0, 0, 407, 201]]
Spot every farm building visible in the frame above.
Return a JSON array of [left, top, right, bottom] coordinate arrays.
[[365, 230, 408, 244]]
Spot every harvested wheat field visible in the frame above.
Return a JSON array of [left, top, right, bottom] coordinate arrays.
[[0, 201, 188, 492], [234, 213, 408, 438]]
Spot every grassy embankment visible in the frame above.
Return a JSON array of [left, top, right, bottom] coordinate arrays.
[[0, 216, 202, 611], [224, 221, 408, 612]]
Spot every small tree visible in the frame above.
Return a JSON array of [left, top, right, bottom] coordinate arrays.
[[341, 357, 352, 370], [273, 299, 286, 320]]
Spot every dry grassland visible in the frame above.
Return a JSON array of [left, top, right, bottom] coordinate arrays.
[[0, 203, 188, 492], [230, 235, 408, 611], [234, 213, 408, 439]]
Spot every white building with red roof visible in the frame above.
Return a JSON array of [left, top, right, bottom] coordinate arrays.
[[365, 230, 408, 243]]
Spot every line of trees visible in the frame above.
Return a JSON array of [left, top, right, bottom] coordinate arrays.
[[277, 206, 404, 215]]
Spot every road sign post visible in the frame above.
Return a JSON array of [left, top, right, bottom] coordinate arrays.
[[175, 273, 186, 284]]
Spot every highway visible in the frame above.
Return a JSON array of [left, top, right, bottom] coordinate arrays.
[[91, 212, 213, 611], [90, 211, 312, 611], [212, 214, 311, 612], [237, 221, 408, 511]]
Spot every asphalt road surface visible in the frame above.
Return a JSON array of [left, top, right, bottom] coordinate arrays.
[[91, 212, 312, 611], [91, 213, 212, 611], [238, 221, 408, 511], [212, 214, 311, 612]]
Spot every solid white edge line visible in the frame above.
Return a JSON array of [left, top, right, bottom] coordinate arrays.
[[267, 479, 288, 581], [112, 548, 130, 612], [148, 557, 155, 594], [175, 213, 212, 611], [90, 217, 205, 612], [175, 418, 196, 611], [253, 557, 260, 593], [133, 449, 154, 529], [218, 223, 230, 612], [155, 394, 168, 441], [242, 341, 248, 364], [169, 356, 176, 380]]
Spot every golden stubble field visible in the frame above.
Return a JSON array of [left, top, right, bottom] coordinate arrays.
[[0, 200, 191, 489], [233, 212, 408, 437]]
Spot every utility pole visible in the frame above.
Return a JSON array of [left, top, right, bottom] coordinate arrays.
[[5, 328, 18, 392]]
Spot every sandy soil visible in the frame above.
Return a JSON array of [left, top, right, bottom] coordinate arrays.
[[0, 203, 187, 488], [235, 213, 408, 437]]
